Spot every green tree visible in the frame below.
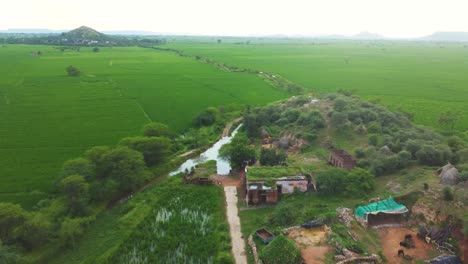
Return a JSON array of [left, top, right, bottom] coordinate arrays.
[[438, 111, 459, 131], [66, 65, 81, 77], [415, 144, 452, 166], [259, 148, 287, 166], [18, 212, 52, 250], [84, 146, 111, 178], [92, 47, 99, 52], [345, 168, 375, 196], [61, 175, 90, 216], [61, 157, 95, 181], [330, 111, 350, 129], [59, 216, 95, 248], [243, 114, 260, 138], [142, 122, 170, 137], [260, 235, 302, 264], [316, 168, 348, 194], [193, 107, 219, 127], [334, 98, 347, 111], [220, 134, 256, 169], [0, 240, 23, 264], [100, 147, 147, 192], [0, 203, 27, 243], [120, 136, 172, 166]]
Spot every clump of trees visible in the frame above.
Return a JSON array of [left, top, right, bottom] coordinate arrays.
[[315, 168, 375, 197], [0, 122, 174, 256], [242, 100, 325, 143], [220, 133, 256, 169], [259, 148, 287, 166]]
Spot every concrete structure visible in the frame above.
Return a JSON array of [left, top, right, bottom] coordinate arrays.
[[328, 149, 356, 170], [246, 176, 309, 205]]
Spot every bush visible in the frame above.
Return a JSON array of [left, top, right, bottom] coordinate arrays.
[[416, 144, 452, 166], [259, 148, 287, 166], [442, 186, 454, 201], [119, 136, 172, 166], [260, 235, 302, 264], [193, 107, 219, 127], [66, 65, 81, 77], [142, 122, 170, 137]]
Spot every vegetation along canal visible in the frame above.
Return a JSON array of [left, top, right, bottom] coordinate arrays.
[[170, 124, 243, 176]]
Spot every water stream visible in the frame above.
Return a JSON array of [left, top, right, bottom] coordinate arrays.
[[169, 124, 242, 176]]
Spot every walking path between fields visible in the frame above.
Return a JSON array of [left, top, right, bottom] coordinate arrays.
[[224, 186, 248, 264]]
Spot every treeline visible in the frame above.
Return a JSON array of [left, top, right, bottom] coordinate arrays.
[[0, 35, 165, 47], [0, 104, 237, 262], [0, 122, 175, 262]]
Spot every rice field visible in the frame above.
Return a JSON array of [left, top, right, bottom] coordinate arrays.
[[166, 40, 468, 131], [0, 44, 288, 207], [110, 177, 232, 264]]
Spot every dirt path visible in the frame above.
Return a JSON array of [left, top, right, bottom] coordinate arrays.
[[224, 186, 247, 264], [223, 117, 243, 137]]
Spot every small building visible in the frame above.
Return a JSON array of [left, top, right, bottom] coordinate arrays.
[[354, 198, 408, 227], [276, 176, 308, 193], [247, 182, 278, 205], [245, 166, 310, 205], [328, 149, 356, 170]]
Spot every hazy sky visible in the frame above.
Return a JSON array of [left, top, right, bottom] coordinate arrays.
[[2, 0, 467, 37]]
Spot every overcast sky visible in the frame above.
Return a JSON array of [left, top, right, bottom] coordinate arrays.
[[2, 0, 467, 37]]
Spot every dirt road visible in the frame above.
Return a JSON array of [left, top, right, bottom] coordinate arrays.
[[224, 186, 247, 264], [222, 117, 243, 137]]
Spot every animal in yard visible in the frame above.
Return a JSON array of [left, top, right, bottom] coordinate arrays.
[[400, 241, 410, 248]]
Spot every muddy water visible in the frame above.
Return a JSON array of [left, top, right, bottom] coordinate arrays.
[[169, 124, 242, 176]]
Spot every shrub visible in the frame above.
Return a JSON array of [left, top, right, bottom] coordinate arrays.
[[442, 186, 454, 201], [260, 235, 302, 264], [66, 65, 81, 77], [259, 148, 287, 166], [142, 122, 170, 137]]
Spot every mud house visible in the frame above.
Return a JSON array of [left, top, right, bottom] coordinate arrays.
[[245, 168, 309, 205], [328, 149, 356, 170]]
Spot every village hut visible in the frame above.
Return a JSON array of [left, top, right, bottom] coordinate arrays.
[[354, 198, 408, 227], [261, 128, 272, 144], [379, 145, 393, 155], [437, 163, 460, 185], [277, 137, 290, 149]]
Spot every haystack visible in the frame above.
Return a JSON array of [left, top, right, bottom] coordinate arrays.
[[438, 163, 460, 185]]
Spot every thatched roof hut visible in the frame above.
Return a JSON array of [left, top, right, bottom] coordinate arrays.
[[438, 163, 460, 185], [261, 128, 270, 138], [379, 145, 393, 155]]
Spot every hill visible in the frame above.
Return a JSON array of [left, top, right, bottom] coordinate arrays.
[[421, 31, 468, 42], [61, 26, 106, 40], [352, 31, 385, 39]]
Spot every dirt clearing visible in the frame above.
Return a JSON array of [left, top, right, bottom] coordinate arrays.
[[377, 227, 434, 263]]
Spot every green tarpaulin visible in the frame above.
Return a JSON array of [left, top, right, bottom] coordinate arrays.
[[354, 198, 408, 221]]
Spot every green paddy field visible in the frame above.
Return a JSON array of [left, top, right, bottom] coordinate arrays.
[[167, 40, 468, 131], [0, 45, 287, 207]]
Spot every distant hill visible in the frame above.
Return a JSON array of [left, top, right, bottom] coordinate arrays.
[[61, 26, 107, 40], [421, 31, 468, 42], [351, 31, 385, 40]]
